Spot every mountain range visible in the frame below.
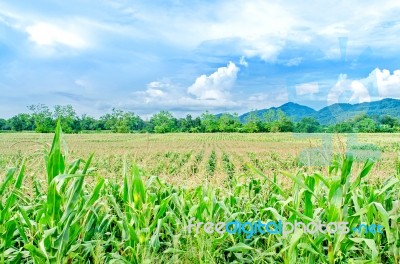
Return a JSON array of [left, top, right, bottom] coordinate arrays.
[[239, 98, 400, 125]]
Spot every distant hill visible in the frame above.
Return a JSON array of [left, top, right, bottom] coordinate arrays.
[[239, 102, 317, 123], [238, 98, 400, 125]]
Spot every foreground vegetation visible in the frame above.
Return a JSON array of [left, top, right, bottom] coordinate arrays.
[[0, 123, 399, 263]]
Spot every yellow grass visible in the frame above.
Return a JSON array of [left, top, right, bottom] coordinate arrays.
[[0, 133, 398, 188]]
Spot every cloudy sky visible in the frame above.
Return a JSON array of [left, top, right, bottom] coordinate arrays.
[[1, 0, 400, 118]]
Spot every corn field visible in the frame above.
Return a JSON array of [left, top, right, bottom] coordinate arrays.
[[0, 123, 399, 263]]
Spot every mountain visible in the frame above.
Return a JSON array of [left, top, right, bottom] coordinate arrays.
[[238, 98, 400, 125], [315, 98, 400, 124], [239, 102, 317, 123]]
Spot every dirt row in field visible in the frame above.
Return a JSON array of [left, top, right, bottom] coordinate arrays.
[[0, 133, 398, 187]]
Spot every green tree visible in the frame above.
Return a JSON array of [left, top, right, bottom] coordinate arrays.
[[356, 117, 377, 132], [0, 118, 8, 130], [380, 115, 399, 127], [28, 104, 54, 133], [100, 108, 131, 133], [112, 109, 130, 133], [9, 113, 34, 131], [178, 114, 201, 132], [218, 113, 240, 132], [262, 109, 276, 132], [328, 122, 354, 133], [243, 111, 260, 133], [295, 117, 321, 133], [125, 112, 145, 131], [150, 111, 176, 133], [200, 111, 218, 132], [190, 117, 202, 133], [54, 105, 77, 133], [276, 110, 294, 132], [79, 114, 98, 131], [379, 115, 399, 132]]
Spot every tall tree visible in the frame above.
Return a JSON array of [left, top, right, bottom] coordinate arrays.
[[218, 113, 240, 132], [275, 110, 294, 132], [28, 104, 54, 133], [150, 111, 176, 133], [200, 111, 218, 132], [124, 112, 145, 131], [295, 117, 321, 133], [9, 113, 34, 131], [79, 114, 98, 131], [178, 114, 201, 132], [0, 118, 8, 130], [356, 117, 377, 132], [54, 105, 77, 133], [263, 109, 276, 132], [243, 111, 260, 133]]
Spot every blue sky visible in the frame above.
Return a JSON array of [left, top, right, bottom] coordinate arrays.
[[1, 0, 400, 118]]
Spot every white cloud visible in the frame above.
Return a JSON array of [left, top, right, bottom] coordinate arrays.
[[115, 0, 400, 62], [248, 93, 268, 102], [133, 81, 171, 103], [239, 56, 248, 67], [327, 74, 371, 105], [367, 68, 400, 98], [327, 68, 400, 106], [123, 63, 243, 115], [284, 57, 303, 67], [26, 22, 88, 48], [296, 82, 319, 96], [187, 62, 239, 100]]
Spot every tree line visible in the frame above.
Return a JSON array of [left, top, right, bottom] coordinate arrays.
[[1, 104, 400, 133]]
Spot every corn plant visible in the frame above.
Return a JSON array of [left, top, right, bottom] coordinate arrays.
[[0, 122, 399, 263]]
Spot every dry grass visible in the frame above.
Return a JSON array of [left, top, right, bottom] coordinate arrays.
[[0, 133, 398, 188]]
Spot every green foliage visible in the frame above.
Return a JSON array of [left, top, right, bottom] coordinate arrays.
[[295, 117, 321, 133], [328, 122, 354, 133], [28, 104, 54, 133], [2, 103, 400, 134], [79, 114, 100, 131], [201, 111, 219, 132], [243, 111, 260, 133], [356, 117, 377, 133], [206, 150, 217, 178], [0, 118, 8, 130], [8, 113, 34, 131], [54, 105, 77, 133], [0, 125, 399, 263], [150, 111, 176, 133], [100, 108, 143, 133], [177, 114, 201, 132], [218, 113, 240, 132]]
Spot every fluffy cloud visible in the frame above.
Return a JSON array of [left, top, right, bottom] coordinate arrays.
[[327, 74, 371, 105], [133, 81, 171, 104], [145, 81, 169, 97], [187, 62, 239, 100], [123, 62, 244, 115], [367, 68, 400, 98], [26, 22, 88, 48], [327, 68, 400, 106]]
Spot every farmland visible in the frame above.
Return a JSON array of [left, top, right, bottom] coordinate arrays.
[[1, 132, 399, 186], [0, 129, 399, 263]]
